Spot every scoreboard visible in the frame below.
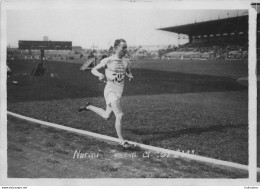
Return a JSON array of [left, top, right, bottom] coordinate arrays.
[[18, 40, 72, 50]]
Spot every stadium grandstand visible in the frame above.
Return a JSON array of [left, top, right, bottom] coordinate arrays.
[[158, 13, 254, 60]]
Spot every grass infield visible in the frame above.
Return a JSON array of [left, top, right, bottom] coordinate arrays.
[[7, 58, 249, 177]]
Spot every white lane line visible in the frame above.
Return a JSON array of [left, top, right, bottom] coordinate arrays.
[[7, 111, 255, 172]]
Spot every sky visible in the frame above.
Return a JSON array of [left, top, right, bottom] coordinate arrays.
[[4, 0, 251, 49]]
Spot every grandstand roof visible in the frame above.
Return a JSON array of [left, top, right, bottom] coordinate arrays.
[[158, 14, 251, 36]]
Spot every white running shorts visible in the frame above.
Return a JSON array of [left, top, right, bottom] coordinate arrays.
[[104, 82, 124, 105]]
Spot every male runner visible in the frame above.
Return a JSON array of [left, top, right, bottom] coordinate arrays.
[[79, 39, 134, 148]]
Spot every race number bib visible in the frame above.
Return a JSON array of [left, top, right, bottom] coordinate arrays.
[[112, 73, 125, 83]]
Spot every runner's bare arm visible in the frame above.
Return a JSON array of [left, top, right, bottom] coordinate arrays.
[[126, 60, 133, 79], [91, 59, 107, 80]]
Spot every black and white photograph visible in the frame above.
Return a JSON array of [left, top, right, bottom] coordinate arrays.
[[0, 0, 259, 187]]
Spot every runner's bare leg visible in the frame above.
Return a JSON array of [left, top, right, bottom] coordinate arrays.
[[110, 100, 124, 143], [87, 105, 112, 120]]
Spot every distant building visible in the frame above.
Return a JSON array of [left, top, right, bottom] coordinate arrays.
[[72, 46, 83, 53]]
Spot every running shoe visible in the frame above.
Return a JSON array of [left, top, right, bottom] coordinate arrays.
[[121, 141, 135, 149], [78, 102, 90, 112]]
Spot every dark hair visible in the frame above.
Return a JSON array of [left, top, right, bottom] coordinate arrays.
[[114, 39, 126, 48]]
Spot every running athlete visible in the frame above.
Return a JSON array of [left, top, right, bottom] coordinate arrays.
[[79, 39, 134, 148]]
